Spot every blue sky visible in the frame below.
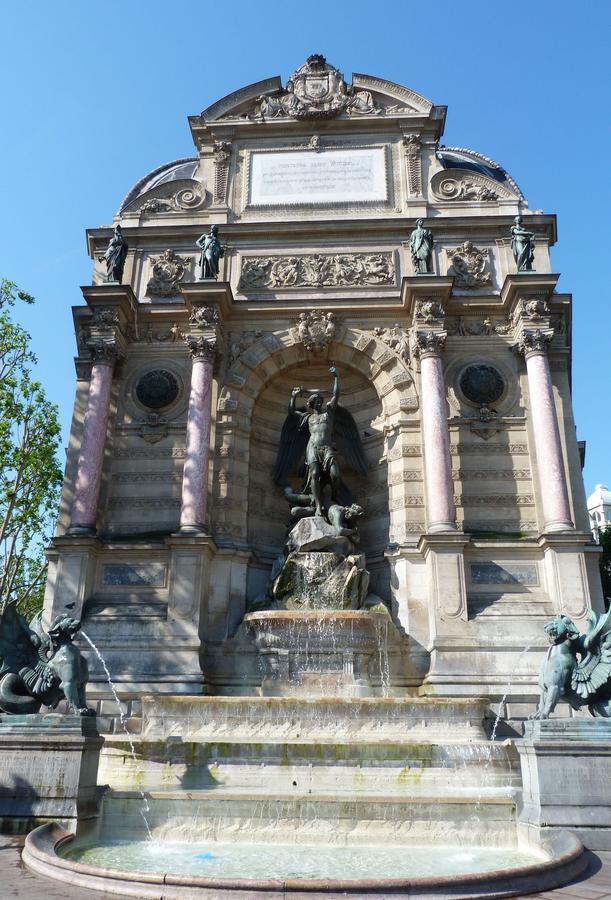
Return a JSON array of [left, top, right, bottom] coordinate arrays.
[[1, 0, 609, 496]]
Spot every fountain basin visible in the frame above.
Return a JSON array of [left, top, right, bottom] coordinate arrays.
[[23, 822, 589, 898], [245, 609, 394, 697]]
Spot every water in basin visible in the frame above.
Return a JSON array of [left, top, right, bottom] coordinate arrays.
[[64, 839, 547, 880]]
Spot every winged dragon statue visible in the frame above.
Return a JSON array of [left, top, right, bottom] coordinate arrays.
[[0, 603, 93, 716], [532, 610, 611, 719], [273, 365, 368, 518]]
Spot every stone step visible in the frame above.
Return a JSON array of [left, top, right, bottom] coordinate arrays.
[[141, 695, 489, 742], [95, 789, 518, 847], [99, 737, 520, 793]]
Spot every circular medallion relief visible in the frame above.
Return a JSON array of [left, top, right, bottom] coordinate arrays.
[[459, 364, 505, 406], [135, 369, 180, 409]]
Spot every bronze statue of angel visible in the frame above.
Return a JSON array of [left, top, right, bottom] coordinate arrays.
[[273, 366, 368, 517], [531, 609, 611, 719]]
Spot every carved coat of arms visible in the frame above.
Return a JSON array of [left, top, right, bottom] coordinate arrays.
[[294, 310, 337, 352]]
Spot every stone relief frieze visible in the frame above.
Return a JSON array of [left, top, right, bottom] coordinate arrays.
[[372, 324, 410, 363], [430, 169, 516, 202], [146, 249, 188, 297], [446, 317, 510, 336], [238, 252, 395, 291], [446, 242, 492, 288], [126, 322, 184, 343]]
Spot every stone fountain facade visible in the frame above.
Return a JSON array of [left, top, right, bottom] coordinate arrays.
[[41, 56, 602, 722]]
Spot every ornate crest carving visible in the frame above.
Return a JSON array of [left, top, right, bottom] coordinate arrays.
[[146, 249, 187, 297], [446, 242, 492, 288], [238, 253, 394, 291], [294, 310, 338, 352]]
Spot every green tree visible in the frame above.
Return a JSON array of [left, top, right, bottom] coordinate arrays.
[[0, 280, 62, 618], [600, 524, 611, 609]]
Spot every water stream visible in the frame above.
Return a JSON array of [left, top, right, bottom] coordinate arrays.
[[489, 637, 544, 742], [81, 630, 153, 840]]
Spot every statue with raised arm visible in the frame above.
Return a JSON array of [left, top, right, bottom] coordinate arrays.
[[409, 218, 434, 274], [101, 224, 128, 282], [196, 225, 225, 280], [274, 365, 368, 518], [511, 216, 535, 272]]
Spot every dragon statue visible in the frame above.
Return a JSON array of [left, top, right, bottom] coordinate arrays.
[[532, 610, 611, 719], [0, 603, 94, 716]]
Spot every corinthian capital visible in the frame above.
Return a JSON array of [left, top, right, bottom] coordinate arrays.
[[87, 338, 120, 365], [186, 334, 217, 362], [412, 329, 447, 358], [512, 328, 553, 358]]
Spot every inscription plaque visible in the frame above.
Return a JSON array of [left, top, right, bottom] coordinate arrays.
[[249, 148, 387, 206], [470, 562, 538, 586], [102, 564, 167, 587]]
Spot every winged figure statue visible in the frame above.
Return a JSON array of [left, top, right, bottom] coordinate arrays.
[[273, 366, 368, 517], [0, 603, 93, 716], [531, 610, 611, 719]]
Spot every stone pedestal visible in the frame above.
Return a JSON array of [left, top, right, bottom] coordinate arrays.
[[0, 714, 103, 833], [516, 719, 611, 850], [244, 609, 389, 697]]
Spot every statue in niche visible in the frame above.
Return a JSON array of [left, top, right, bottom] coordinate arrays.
[[409, 219, 434, 274], [511, 216, 535, 272], [101, 224, 128, 282], [274, 366, 368, 518], [531, 610, 611, 719], [196, 225, 225, 280], [0, 604, 94, 716]]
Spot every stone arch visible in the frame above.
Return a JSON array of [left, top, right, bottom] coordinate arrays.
[[211, 325, 420, 559]]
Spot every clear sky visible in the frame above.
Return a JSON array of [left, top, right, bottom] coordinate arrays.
[[1, 0, 609, 496]]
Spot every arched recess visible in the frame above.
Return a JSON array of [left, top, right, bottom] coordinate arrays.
[[211, 325, 420, 585]]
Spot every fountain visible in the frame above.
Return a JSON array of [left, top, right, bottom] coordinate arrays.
[[14, 367, 598, 897]]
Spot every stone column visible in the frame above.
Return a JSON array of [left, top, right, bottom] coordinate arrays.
[[180, 335, 216, 533], [68, 343, 118, 535], [519, 329, 573, 532], [415, 331, 457, 533]]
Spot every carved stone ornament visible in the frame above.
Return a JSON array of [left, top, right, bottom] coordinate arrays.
[[135, 182, 206, 215], [91, 307, 120, 327], [189, 304, 219, 329], [146, 249, 187, 297], [212, 141, 232, 204], [412, 330, 447, 358], [430, 169, 516, 203], [446, 242, 492, 288], [511, 296, 550, 325], [294, 310, 337, 352], [255, 55, 380, 121], [227, 329, 264, 367], [402, 134, 422, 196], [446, 317, 510, 337], [186, 334, 217, 361], [139, 413, 168, 444], [238, 253, 395, 291], [415, 299, 445, 324], [374, 324, 410, 363], [512, 328, 554, 357]]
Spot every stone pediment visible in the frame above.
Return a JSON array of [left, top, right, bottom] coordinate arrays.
[[199, 55, 434, 123]]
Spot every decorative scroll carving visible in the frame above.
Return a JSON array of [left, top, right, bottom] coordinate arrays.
[[293, 310, 337, 352], [430, 169, 516, 202], [412, 330, 447, 357], [446, 242, 491, 288], [146, 249, 187, 297], [402, 134, 422, 196], [238, 252, 395, 291], [512, 328, 554, 357], [212, 141, 232, 203], [137, 182, 206, 215], [186, 335, 217, 361], [189, 305, 219, 329], [373, 324, 410, 363]]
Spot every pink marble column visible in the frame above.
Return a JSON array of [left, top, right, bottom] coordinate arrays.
[[418, 332, 457, 533], [523, 333, 573, 532], [69, 348, 116, 534], [180, 337, 216, 533]]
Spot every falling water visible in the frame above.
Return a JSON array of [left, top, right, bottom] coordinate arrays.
[[490, 637, 544, 742], [81, 630, 153, 840]]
